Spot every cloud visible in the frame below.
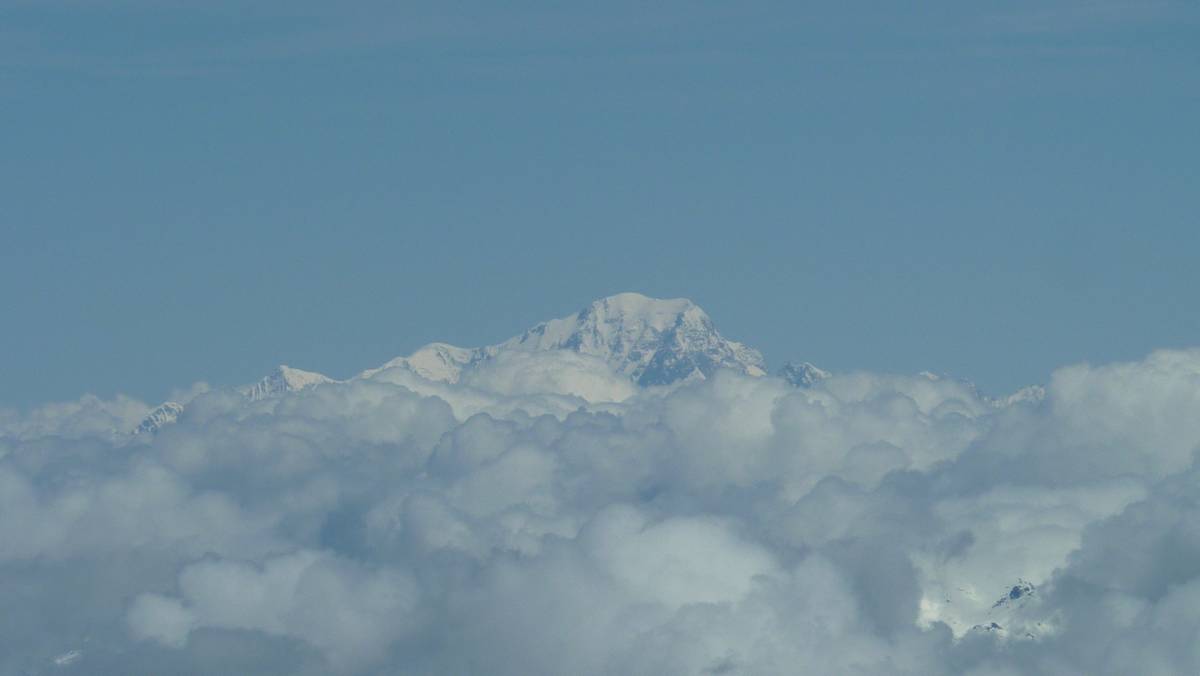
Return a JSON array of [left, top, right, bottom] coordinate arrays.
[[131, 550, 420, 669], [2, 348, 1200, 673], [461, 349, 639, 403]]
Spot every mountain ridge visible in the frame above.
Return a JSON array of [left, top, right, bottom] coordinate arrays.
[[133, 292, 775, 433], [365, 292, 767, 387], [129, 292, 1048, 435]]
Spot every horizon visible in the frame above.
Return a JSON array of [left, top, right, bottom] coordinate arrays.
[[5, 289, 1112, 412]]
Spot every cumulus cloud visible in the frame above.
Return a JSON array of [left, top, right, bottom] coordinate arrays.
[[131, 550, 420, 668], [3, 348, 1200, 673]]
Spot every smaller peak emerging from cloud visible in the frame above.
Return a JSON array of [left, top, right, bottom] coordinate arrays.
[[778, 361, 831, 387], [133, 401, 184, 435], [242, 365, 335, 402]]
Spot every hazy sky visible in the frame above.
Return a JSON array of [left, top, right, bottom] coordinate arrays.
[[3, 0, 1198, 406]]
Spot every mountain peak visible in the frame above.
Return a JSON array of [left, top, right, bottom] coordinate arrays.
[[358, 293, 768, 387], [482, 293, 764, 386], [360, 343, 478, 383], [133, 401, 184, 435], [243, 365, 334, 401], [582, 292, 702, 326], [779, 361, 831, 387]]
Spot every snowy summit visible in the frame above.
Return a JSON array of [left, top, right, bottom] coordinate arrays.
[[486, 292, 766, 385], [242, 365, 335, 401]]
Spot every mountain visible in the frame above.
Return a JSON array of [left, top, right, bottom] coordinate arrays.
[[242, 365, 335, 401], [130, 366, 334, 434], [922, 578, 1045, 641], [363, 293, 767, 386], [359, 343, 478, 383], [132, 293, 782, 434], [993, 385, 1046, 408], [778, 361, 831, 387], [133, 401, 184, 435], [491, 293, 766, 386], [969, 579, 1043, 640]]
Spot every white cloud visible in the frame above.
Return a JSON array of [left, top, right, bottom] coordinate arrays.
[[128, 594, 194, 648], [136, 550, 421, 669], [462, 350, 639, 403], [3, 348, 1200, 673]]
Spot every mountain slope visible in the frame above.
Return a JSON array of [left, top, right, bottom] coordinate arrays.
[[778, 361, 831, 387], [133, 401, 184, 435], [359, 343, 478, 383]]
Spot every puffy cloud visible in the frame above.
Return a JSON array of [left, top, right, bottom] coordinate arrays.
[[2, 348, 1200, 673], [0, 393, 148, 441], [128, 594, 194, 648], [461, 350, 639, 403], [131, 550, 420, 669]]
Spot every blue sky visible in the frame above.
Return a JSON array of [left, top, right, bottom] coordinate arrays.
[[2, 0, 1198, 406]]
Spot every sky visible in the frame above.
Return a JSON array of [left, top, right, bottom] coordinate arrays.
[[3, 0, 1199, 406]]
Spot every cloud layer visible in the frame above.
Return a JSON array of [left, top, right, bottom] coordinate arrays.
[[3, 348, 1200, 674]]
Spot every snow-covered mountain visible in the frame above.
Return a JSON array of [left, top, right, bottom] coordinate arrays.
[[365, 293, 767, 386], [778, 361, 831, 387], [133, 366, 335, 434], [992, 384, 1046, 408], [359, 343, 478, 383], [242, 365, 335, 401], [506, 293, 767, 386], [920, 578, 1050, 641], [131, 293, 781, 433], [125, 292, 1053, 438], [969, 579, 1047, 640], [133, 401, 184, 435]]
